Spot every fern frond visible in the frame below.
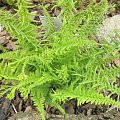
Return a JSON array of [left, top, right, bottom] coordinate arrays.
[[0, 50, 21, 60], [0, 1, 39, 51], [52, 86, 120, 107], [5, 0, 15, 5], [31, 87, 46, 120], [46, 95, 66, 115], [58, 0, 75, 23], [58, 0, 108, 39]]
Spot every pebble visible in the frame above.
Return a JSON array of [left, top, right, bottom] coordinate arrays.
[[0, 109, 6, 120], [0, 36, 6, 44], [0, 25, 3, 32], [8, 111, 41, 120], [98, 14, 120, 43], [39, 15, 62, 31], [24, 106, 33, 112]]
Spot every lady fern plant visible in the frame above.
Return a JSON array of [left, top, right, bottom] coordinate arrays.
[[0, 0, 120, 120]]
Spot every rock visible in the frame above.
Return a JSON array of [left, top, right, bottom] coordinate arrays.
[[113, 59, 120, 67], [6, 41, 18, 50], [39, 16, 62, 31], [87, 109, 92, 116], [30, 11, 37, 20], [1, 99, 11, 115], [39, 14, 120, 43], [88, 115, 99, 120], [8, 111, 41, 120], [0, 109, 6, 120], [98, 15, 120, 43], [24, 106, 33, 112], [0, 36, 6, 44], [0, 31, 7, 36], [63, 100, 75, 114], [0, 25, 3, 32], [0, 31, 9, 45], [65, 104, 75, 114], [54, 8, 61, 16]]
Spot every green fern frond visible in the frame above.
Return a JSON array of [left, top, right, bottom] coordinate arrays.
[[52, 86, 120, 107], [31, 87, 46, 120], [0, 2, 39, 51], [58, 0, 75, 23], [5, 0, 15, 5], [58, 0, 108, 39], [46, 95, 66, 116], [0, 50, 20, 60]]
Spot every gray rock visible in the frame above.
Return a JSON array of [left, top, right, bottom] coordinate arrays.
[[98, 15, 120, 43], [8, 111, 41, 120], [0, 109, 6, 120], [39, 16, 62, 31], [39, 14, 120, 44]]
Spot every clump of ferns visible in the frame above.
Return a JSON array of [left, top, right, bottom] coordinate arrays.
[[0, 0, 120, 120]]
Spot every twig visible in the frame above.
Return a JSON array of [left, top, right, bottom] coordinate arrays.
[[12, 103, 17, 114], [105, 106, 117, 113]]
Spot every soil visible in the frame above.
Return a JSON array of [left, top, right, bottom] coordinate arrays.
[[0, 0, 120, 120], [7, 110, 120, 120]]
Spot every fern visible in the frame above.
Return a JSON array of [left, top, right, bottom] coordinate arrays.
[[0, 0, 120, 120], [5, 0, 15, 5], [51, 85, 120, 107]]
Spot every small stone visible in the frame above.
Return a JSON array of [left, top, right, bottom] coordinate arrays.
[[6, 42, 18, 50], [6, 36, 11, 40], [54, 8, 61, 16], [0, 109, 6, 120], [114, 59, 120, 67], [87, 109, 92, 115], [65, 105, 75, 114], [0, 25, 3, 32], [0, 31, 7, 36], [8, 112, 41, 120], [98, 14, 120, 43], [30, 11, 37, 20], [0, 36, 6, 44], [39, 16, 62, 31], [1, 99, 11, 115], [63, 101, 75, 114], [24, 106, 33, 112], [88, 115, 99, 120], [18, 100, 22, 112]]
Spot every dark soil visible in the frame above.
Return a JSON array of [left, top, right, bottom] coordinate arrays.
[[7, 109, 120, 120]]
